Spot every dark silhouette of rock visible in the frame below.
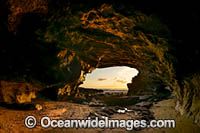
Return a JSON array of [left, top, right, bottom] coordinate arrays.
[[135, 102, 153, 109], [0, 0, 200, 125]]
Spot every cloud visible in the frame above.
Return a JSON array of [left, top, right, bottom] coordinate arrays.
[[117, 67, 139, 82], [116, 79, 127, 84], [97, 78, 107, 81], [113, 77, 117, 80]]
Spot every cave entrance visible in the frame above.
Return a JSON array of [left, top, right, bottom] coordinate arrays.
[[79, 66, 139, 95]]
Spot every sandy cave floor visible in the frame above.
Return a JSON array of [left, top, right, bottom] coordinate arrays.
[[0, 98, 200, 132]]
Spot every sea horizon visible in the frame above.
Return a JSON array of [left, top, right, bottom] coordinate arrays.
[[79, 87, 128, 91]]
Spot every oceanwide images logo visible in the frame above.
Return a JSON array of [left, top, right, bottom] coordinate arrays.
[[24, 116, 175, 130]]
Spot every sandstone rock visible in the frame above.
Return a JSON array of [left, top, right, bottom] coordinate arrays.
[[135, 101, 153, 109], [0, 81, 39, 104], [88, 98, 105, 107], [1, 0, 200, 125], [88, 112, 107, 119], [1, 1, 175, 102], [128, 105, 148, 111], [117, 109, 126, 114], [35, 104, 43, 111], [139, 95, 152, 100]]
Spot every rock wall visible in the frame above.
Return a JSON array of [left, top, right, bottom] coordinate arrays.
[[0, 0, 200, 125], [0, 81, 38, 104]]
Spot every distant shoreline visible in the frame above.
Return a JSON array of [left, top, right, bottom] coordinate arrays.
[[79, 87, 128, 91], [79, 87, 128, 95]]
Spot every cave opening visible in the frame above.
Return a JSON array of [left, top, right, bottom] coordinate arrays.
[[79, 66, 139, 95]]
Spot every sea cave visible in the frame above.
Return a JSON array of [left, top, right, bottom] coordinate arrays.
[[0, 0, 200, 132]]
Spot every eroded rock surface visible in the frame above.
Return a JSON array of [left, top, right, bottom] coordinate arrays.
[[0, 81, 39, 104], [0, 0, 200, 125]]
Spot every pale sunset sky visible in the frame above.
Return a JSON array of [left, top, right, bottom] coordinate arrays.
[[80, 66, 139, 90]]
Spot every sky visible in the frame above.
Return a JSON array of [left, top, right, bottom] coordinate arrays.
[[80, 66, 139, 90]]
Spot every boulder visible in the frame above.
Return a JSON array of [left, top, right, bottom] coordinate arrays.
[[0, 81, 39, 104]]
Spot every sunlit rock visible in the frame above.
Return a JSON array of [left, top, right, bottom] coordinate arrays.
[[0, 0, 200, 125], [0, 81, 38, 104]]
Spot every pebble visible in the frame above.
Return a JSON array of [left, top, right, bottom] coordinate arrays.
[[35, 104, 43, 111]]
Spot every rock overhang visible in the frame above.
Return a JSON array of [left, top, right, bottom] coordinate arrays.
[[1, 0, 200, 125]]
